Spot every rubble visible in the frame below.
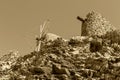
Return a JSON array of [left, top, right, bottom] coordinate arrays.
[[0, 51, 19, 72], [52, 63, 70, 75], [0, 11, 120, 80]]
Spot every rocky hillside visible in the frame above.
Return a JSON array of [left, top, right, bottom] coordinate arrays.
[[0, 11, 120, 80]]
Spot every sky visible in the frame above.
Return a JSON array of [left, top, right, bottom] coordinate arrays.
[[0, 0, 120, 56]]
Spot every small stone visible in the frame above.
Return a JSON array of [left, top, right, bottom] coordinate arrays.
[[49, 54, 57, 60], [60, 68, 70, 76], [70, 50, 79, 55], [103, 52, 111, 59], [112, 62, 120, 67]]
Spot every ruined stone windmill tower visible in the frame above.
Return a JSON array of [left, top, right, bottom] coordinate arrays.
[[77, 11, 116, 37], [35, 20, 50, 52]]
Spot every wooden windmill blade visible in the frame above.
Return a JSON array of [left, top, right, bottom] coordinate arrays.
[[44, 20, 50, 33], [37, 25, 43, 52], [40, 20, 50, 39], [37, 20, 49, 51], [39, 25, 43, 38], [42, 19, 50, 33], [36, 19, 50, 52]]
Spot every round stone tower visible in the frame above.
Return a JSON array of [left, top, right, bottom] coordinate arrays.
[[77, 11, 116, 37]]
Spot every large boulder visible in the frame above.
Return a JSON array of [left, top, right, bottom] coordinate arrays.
[[71, 36, 88, 42], [44, 33, 61, 41]]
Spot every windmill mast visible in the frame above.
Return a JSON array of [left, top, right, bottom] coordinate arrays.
[[36, 20, 50, 52]]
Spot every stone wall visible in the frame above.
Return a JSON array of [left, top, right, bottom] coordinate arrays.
[[81, 11, 116, 36]]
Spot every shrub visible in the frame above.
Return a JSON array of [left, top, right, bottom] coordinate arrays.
[[90, 38, 102, 52], [102, 30, 120, 45], [28, 67, 44, 75], [68, 39, 82, 47], [51, 38, 67, 47]]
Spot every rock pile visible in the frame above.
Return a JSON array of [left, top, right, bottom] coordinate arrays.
[[0, 11, 120, 80], [0, 51, 19, 72], [0, 51, 19, 80], [0, 35, 120, 80]]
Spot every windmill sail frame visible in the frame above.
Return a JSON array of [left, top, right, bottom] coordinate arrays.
[[36, 20, 50, 52]]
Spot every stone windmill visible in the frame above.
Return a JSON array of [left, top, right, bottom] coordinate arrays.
[[77, 11, 116, 37], [35, 20, 50, 52]]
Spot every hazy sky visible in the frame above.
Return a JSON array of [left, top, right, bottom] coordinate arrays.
[[0, 0, 120, 56]]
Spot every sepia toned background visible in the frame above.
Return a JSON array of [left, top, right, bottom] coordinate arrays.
[[0, 0, 120, 56]]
